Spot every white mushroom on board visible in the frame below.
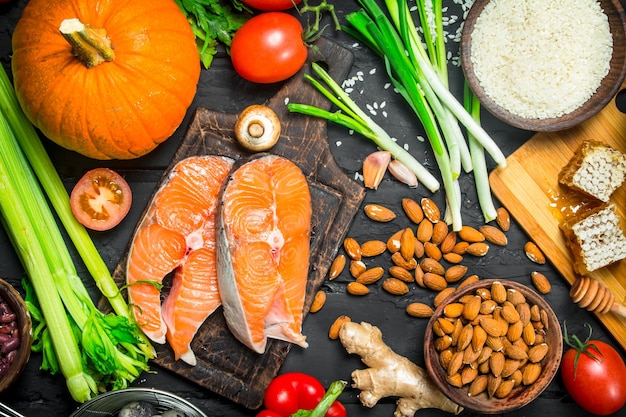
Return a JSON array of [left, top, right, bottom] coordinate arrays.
[[234, 104, 281, 152]]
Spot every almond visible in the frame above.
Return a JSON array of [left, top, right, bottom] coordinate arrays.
[[440, 231, 457, 253], [528, 343, 549, 363], [480, 299, 498, 315], [328, 315, 351, 339], [507, 288, 526, 306], [391, 251, 417, 270], [491, 281, 507, 304], [435, 335, 453, 351], [495, 379, 515, 399], [414, 240, 425, 258], [406, 302, 434, 318], [487, 374, 502, 398], [421, 197, 441, 223], [389, 265, 414, 283], [452, 241, 469, 255], [414, 265, 425, 287], [346, 281, 369, 296], [479, 317, 503, 337], [522, 363, 542, 385], [447, 373, 463, 388], [442, 252, 463, 264], [466, 242, 490, 257], [507, 319, 524, 342], [424, 241, 442, 261], [382, 278, 409, 295], [328, 254, 346, 280], [463, 344, 482, 364], [349, 260, 366, 278], [523, 322, 536, 346], [364, 203, 396, 222], [456, 274, 480, 292], [502, 358, 522, 378], [360, 239, 387, 257], [463, 295, 482, 321], [434, 287, 456, 308], [479, 225, 508, 246], [402, 197, 424, 224], [468, 374, 488, 397], [416, 218, 434, 242], [447, 351, 464, 375], [456, 323, 474, 351], [445, 264, 468, 283], [490, 351, 506, 377], [471, 324, 488, 351], [496, 207, 511, 231], [343, 237, 361, 260], [356, 266, 384, 285], [310, 290, 326, 313], [531, 271, 551, 294], [461, 366, 479, 386], [524, 241, 546, 264], [501, 302, 521, 323], [420, 257, 445, 275], [387, 229, 403, 253], [443, 303, 465, 319], [437, 317, 456, 335], [431, 221, 448, 245], [505, 345, 528, 361], [458, 225, 485, 243], [517, 302, 532, 326], [400, 227, 416, 261], [423, 272, 448, 292]]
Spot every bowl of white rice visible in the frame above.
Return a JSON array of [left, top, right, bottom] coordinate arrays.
[[461, 0, 626, 131]]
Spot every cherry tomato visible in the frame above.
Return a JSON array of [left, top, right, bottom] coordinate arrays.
[[70, 168, 132, 231], [255, 411, 282, 417], [326, 400, 347, 417], [561, 324, 626, 416], [242, 0, 302, 11], [230, 12, 308, 84]]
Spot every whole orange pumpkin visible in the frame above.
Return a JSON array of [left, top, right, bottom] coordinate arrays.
[[11, 0, 200, 160]]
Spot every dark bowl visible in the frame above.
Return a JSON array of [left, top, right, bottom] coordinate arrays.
[[424, 279, 562, 414], [70, 387, 209, 417], [461, 0, 626, 131], [0, 278, 32, 393]]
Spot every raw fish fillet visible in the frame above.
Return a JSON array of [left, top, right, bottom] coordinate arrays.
[[217, 154, 312, 354], [126, 155, 233, 364]]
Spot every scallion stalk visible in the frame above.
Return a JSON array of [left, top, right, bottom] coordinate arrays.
[[288, 62, 441, 193]]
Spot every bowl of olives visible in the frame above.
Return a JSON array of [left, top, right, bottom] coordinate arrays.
[[70, 387, 208, 417]]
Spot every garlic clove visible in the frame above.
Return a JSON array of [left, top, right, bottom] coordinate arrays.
[[388, 159, 418, 188], [363, 151, 391, 189]]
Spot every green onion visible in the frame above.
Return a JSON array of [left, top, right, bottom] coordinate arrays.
[[338, 0, 506, 230], [0, 65, 153, 401], [288, 62, 440, 193]]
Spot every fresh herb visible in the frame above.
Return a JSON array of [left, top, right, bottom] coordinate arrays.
[[0, 65, 153, 402], [175, 0, 253, 69]]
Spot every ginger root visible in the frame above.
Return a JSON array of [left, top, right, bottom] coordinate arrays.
[[338, 321, 462, 417]]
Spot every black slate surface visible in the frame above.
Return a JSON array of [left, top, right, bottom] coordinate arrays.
[[1, 1, 625, 416]]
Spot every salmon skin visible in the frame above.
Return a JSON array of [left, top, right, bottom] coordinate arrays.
[[217, 154, 312, 354], [126, 155, 234, 365]]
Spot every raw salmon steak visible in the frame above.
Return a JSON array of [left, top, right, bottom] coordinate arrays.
[[217, 154, 312, 354], [126, 155, 233, 365]]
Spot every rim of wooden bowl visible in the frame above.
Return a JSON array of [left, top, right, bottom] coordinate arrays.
[[0, 278, 32, 393], [461, 0, 626, 132], [423, 279, 563, 414]]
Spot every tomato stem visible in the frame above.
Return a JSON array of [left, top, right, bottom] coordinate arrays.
[[298, 0, 341, 42], [563, 322, 604, 380]]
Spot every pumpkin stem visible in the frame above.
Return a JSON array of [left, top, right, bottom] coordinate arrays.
[[59, 18, 115, 68]]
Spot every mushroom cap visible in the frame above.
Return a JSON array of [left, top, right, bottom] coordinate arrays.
[[234, 104, 281, 152]]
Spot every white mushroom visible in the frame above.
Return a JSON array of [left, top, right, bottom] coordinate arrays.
[[234, 104, 281, 152]]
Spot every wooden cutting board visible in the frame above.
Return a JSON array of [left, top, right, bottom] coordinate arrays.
[[490, 82, 626, 351], [111, 37, 365, 409]]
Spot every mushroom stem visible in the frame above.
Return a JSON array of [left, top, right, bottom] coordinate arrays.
[[234, 105, 281, 152]]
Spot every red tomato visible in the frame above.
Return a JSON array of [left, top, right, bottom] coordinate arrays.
[[326, 400, 347, 417], [562, 325, 626, 416], [263, 372, 325, 415], [70, 168, 132, 231], [242, 0, 302, 11], [230, 12, 308, 84], [255, 411, 282, 417]]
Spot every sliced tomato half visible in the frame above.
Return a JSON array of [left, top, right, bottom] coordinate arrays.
[[70, 168, 132, 231]]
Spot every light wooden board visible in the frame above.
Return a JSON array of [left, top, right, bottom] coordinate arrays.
[[490, 82, 626, 351]]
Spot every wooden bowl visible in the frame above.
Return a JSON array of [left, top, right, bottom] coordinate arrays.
[[0, 278, 32, 393], [423, 279, 562, 414], [461, 0, 626, 131]]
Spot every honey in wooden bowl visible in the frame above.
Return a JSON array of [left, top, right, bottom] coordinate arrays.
[[423, 279, 562, 414]]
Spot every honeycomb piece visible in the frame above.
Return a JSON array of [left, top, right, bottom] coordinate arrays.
[[561, 202, 626, 275], [558, 140, 626, 202]]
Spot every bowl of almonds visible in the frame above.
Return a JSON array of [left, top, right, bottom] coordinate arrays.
[[423, 279, 562, 413]]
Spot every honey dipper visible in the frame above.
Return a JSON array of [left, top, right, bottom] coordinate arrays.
[[570, 277, 626, 318]]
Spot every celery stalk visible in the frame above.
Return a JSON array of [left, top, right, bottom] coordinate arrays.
[[0, 67, 154, 359], [0, 113, 94, 402]]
